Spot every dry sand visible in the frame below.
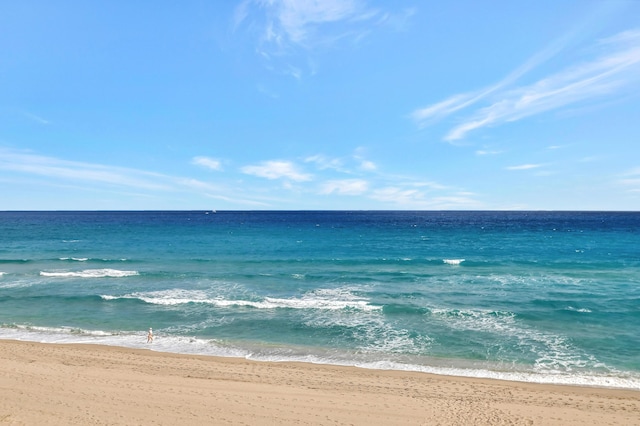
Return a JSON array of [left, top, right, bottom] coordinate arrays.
[[0, 339, 638, 425]]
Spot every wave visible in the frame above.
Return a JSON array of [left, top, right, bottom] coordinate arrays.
[[102, 287, 382, 312], [40, 269, 139, 278], [2, 324, 119, 337], [58, 257, 130, 263], [443, 259, 465, 265], [0, 259, 31, 264], [564, 306, 593, 313]]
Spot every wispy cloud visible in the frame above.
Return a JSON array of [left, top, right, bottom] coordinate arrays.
[[241, 160, 312, 181], [578, 155, 599, 163], [305, 151, 377, 174], [370, 186, 423, 205], [429, 194, 483, 209], [476, 149, 503, 156], [359, 159, 376, 171], [236, 0, 379, 49], [618, 167, 640, 192], [319, 178, 368, 195], [412, 28, 640, 141], [192, 156, 223, 171], [22, 111, 51, 125], [235, 1, 407, 78], [0, 148, 171, 191], [304, 154, 345, 171], [506, 164, 543, 171], [410, 26, 577, 128], [369, 185, 480, 209]]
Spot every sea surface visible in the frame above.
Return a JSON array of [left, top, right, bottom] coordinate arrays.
[[1, 211, 639, 389]]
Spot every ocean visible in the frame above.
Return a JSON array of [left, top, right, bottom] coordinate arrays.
[[1, 210, 639, 389]]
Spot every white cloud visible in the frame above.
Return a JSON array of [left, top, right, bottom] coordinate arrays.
[[192, 156, 223, 171], [506, 164, 543, 171], [370, 186, 422, 204], [412, 28, 640, 141], [368, 185, 481, 209], [305, 152, 377, 174], [304, 154, 344, 171], [319, 179, 368, 195], [177, 178, 222, 192], [241, 160, 312, 181], [430, 194, 482, 209], [410, 180, 448, 190], [358, 159, 376, 171], [476, 149, 503, 156]]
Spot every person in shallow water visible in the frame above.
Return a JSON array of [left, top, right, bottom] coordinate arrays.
[[147, 328, 153, 343]]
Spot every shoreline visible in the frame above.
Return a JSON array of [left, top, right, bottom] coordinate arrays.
[[3, 328, 639, 391], [1, 339, 638, 425]]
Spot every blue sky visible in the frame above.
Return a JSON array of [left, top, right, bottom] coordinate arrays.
[[1, 0, 640, 210]]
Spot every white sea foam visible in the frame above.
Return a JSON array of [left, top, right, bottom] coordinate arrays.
[[429, 307, 604, 374], [104, 287, 381, 312], [99, 295, 119, 301], [305, 309, 430, 356], [59, 257, 88, 262], [356, 359, 640, 390], [443, 258, 465, 265], [1, 324, 638, 390], [565, 306, 592, 313], [40, 269, 139, 278]]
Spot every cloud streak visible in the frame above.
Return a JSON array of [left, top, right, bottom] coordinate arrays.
[[412, 28, 640, 141], [0, 149, 172, 191], [319, 179, 368, 195], [0, 148, 266, 206], [241, 160, 312, 181], [506, 164, 543, 171], [192, 156, 223, 171]]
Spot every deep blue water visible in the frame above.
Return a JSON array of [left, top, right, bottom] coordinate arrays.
[[1, 211, 639, 389]]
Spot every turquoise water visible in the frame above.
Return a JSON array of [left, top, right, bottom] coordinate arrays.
[[1, 211, 639, 389]]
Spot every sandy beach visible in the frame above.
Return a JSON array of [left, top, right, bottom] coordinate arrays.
[[0, 340, 638, 425]]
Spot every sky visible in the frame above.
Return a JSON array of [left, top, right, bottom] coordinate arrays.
[[1, 0, 640, 211]]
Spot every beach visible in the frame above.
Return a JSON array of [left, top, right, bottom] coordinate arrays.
[[1, 340, 638, 425]]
